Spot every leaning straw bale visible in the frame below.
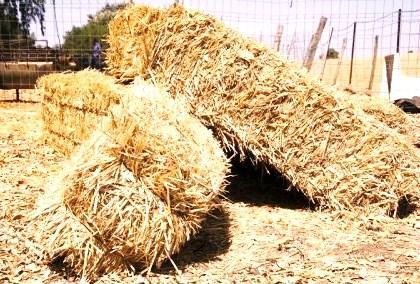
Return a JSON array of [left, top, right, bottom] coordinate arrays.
[[34, 78, 229, 281], [106, 5, 419, 215], [37, 69, 125, 155], [337, 91, 419, 143]]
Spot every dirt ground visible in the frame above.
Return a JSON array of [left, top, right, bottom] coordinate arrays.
[[0, 96, 419, 283]]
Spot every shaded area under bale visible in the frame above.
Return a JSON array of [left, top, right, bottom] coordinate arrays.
[[227, 155, 315, 210]]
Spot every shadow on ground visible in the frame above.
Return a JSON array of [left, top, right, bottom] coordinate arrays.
[[225, 155, 315, 210], [156, 207, 231, 273], [49, 154, 315, 277], [157, 154, 315, 274]]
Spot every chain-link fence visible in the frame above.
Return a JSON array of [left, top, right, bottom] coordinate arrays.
[[1, 0, 420, 99]]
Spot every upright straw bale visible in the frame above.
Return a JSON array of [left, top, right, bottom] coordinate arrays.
[[106, 5, 163, 80], [34, 79, 229, 280], [106, 5, 419, 215], [37, 70, 124, 155]]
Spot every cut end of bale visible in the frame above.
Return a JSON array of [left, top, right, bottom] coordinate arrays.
[[37, 69, 126, 156]]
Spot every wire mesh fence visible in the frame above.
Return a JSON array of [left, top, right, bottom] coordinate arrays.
[[1, 0, 420, 100]]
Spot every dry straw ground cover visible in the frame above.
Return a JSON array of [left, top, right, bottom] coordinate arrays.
[[106, 5, 419, 216], [34, 72, 229, 280]]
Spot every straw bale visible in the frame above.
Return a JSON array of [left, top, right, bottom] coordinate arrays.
[[35, 151, 191, 280], [337, 92, 419, 142], [106, 5, 163, 80], [106, 5, 419, 215], [37, 69, 124, 155], [107, 81, 229, 217], [34, 77, 229, 280], [38, 70, 122, 112], [43, 131, 78, 157]]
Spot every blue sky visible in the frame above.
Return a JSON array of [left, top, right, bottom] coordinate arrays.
[[30, 0, 420, 60]]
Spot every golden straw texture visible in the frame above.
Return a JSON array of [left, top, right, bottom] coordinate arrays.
[[106, 5, 419, 215], [37, 69, 124, 156], [106, 5, 163, 80], [35, 73, 229, 280], [337, 91, 419, 142]]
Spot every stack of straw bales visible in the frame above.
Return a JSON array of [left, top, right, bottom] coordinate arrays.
[[106, 5, 419, 215], [35, 72, 228, 280]]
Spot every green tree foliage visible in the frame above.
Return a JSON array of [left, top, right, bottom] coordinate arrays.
[[326, 48, 339, 59], [62, 3, 127, 68], [0, 0, 45, 42]]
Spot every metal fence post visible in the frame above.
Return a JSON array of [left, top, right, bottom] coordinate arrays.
[[320, 27, 334, 80], [349, 22, 357, 85], [397, 9, 402, 53]]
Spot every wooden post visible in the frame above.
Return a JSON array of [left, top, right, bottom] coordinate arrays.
[[273, 24, 284, 52], [303, 16, 328, 71], [333, 38, 347, 85], [320, 27, 334, 80], [384, 54, 395, 94], [16, 89, 20, 101], [368, 35, 379, 90], [349, 22, 357, 85], [287, 32, 297, 60]]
